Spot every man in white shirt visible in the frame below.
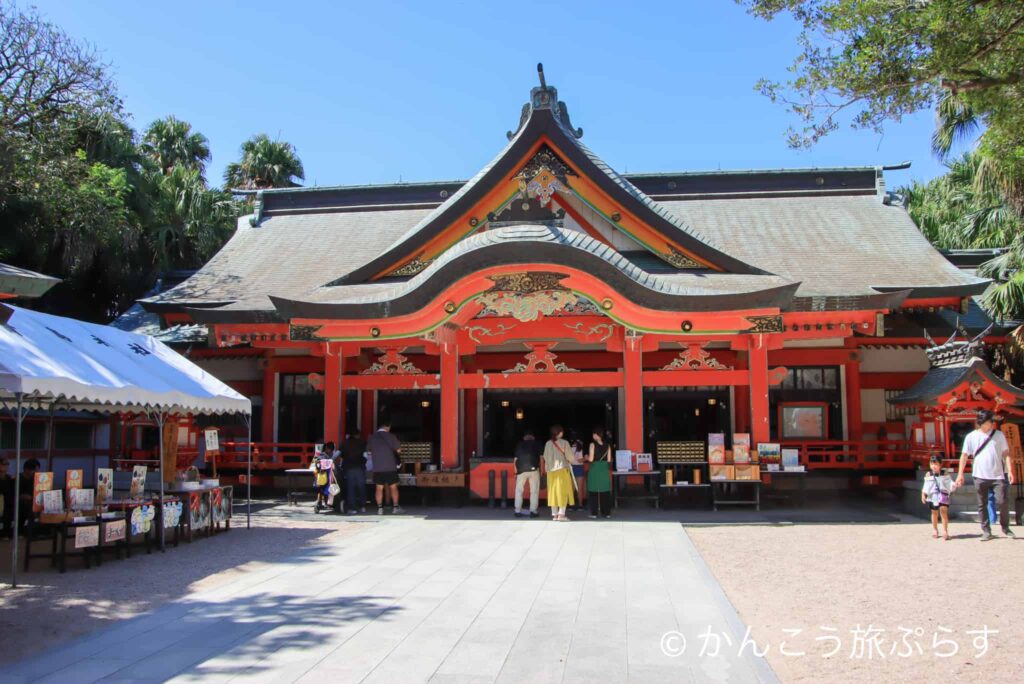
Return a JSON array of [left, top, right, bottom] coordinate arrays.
[[957, 410, 1017, 541]]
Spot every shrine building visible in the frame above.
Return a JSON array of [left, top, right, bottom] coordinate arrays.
[[136, 69, 1004, 493]]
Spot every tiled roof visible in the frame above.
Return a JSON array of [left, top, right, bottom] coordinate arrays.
[[143, 208, 432, 315], [658, 196, 987, 297], [891, 356, 1024, 405], [269, 225, 796, 319], [0, 262, 60, 298]]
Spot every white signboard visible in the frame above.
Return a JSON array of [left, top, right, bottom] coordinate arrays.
[[204, 429, 220, 453], [615, 449, 633, 472]]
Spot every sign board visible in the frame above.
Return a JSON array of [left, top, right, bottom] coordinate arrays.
[[75, 525, 99, 549], [615, 450, 633, 472], [104, 519, 126, 543], [204, 429, 220, 454]]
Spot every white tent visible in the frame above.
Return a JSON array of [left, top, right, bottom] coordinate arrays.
[[0, 304, 253, 587]]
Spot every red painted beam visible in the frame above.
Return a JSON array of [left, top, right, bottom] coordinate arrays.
[[769, 348, 861, 366], [860, 372, 925, 390], [458, 371, 624, 390], [642, 369, 750, 387], [343, 374, 442, 390]]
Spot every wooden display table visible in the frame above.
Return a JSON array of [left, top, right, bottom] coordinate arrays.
[[284, 468, 313, 505], [710, 479, 761, 511], [760, 469, 808, 507], [166, 485, 232, 542], [23, 513, 129, 573], [612, 470, 661, 509]]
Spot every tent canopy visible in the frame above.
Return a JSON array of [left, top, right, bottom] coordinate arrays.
[[0, 304, 250, 415]]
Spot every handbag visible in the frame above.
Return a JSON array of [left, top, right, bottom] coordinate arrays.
[[328, 482, 341, 496]]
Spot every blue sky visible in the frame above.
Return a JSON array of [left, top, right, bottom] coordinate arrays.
[[37, 1, 962, 190]]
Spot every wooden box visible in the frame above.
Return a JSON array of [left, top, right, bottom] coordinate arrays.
[[399, 442, 434, 464], [656, 441, 705, 464], [710, 465, 735, 481], [734, 464, 760, 481]]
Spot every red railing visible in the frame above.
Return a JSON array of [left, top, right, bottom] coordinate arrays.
[[781, 440, 912, 470], [216, 442, 316, 471]]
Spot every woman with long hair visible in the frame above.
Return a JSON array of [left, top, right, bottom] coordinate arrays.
[[587, 428, 613, 519], [543, 425, 575, 521]]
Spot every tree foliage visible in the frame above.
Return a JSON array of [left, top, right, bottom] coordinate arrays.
[[747, 1, 1024, 318], [0, 2, 303, 322], [899, 152, 1024, 319], [224, 134, 305, 190]]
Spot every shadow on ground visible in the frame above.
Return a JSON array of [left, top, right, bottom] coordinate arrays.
[[0, 505, 356, 666]]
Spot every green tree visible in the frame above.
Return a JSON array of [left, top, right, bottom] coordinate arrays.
[[141, 115, 211, 177], [0, 2, 241, 321], [149, 165, 237, 270], [224, 133, 305, 190], [743, 0, 1024, 207], [899, 153, 1024, 319]]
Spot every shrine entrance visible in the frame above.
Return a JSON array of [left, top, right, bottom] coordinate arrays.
[[481, 388, 618, 457], [644, 387, 731, 453]]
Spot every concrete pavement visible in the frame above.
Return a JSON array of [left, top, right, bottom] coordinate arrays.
[[3, 511, 776, 683]]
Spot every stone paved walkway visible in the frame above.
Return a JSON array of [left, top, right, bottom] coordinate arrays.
[[3, 515, 776, 683]]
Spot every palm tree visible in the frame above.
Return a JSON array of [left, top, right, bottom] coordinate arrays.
[[900, 152, 1024, 319], [224, 134, 305, 190], [142, 116, 211, 178], [149, 165, 238, 269]]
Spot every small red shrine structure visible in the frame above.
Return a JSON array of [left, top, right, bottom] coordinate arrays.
[[136, 67, 1001, 492], [893, 325, 1024, 468]]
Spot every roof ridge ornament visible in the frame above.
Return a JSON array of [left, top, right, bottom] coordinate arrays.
[[507, 63, 584, 141], [923, 320, 994, 367]]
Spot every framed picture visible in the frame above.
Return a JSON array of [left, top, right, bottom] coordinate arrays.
[[708, 433, 726, 464], [779, 402, 828, 440]]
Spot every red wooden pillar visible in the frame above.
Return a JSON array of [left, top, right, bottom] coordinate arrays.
[[440, 342, 460, 469], [361, 390, 375, 437], [749, 338, 770, 444], [323, 345, 343, 444], [623, 335, 644, 453], [845, 361, 862, 442], [261, 358, 275, 442]]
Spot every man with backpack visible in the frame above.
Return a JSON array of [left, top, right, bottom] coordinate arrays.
[[513, 430, 542, 518], [956, 409, 1017, 541]]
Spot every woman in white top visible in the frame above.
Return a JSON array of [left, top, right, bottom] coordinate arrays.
[[543, 425, 575, 521]]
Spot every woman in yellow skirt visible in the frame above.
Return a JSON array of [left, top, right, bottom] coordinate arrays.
[[543, 425, 575, 521]]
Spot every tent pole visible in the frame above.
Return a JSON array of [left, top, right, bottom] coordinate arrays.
[[156, 412, 166, 553], [10, 394, 24, 589], [246, 414, 252, 530], [45, 403, 56, 472]]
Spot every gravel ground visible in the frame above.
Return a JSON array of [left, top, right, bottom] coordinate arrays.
[[0, 502, 357, 666], [687, 519, 1024, 683]]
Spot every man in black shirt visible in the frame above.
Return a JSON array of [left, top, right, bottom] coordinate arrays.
[[513, 431, 541, 518], [339, 430, 367, 514], [367, 422, 403, 514]]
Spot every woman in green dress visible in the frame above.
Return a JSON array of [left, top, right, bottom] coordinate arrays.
[[587, 428, 613, 519], [543, 424, 575, 521]]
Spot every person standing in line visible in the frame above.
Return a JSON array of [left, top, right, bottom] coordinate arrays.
[[956, 409, 1016, 541], [587, 428, 613, 519], [543, 425, 575, 521], [339, 430, 367, 514], [368, 422, 404, 515], [569, 435, 586, 512], [313, 442, 338, 514], [513, 431, 541, 518], [0, 457, 14, 538]]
